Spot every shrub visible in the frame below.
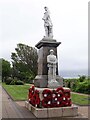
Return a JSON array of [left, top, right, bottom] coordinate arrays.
[[15, 80, 24, 85], [67, 80, 71, 88], [10, 79, 24, 85], [10, 79, 16, 85], [63, 79, 70, 87], [71, 82, 77, 91], [75, 80, 90, 94], [78, 75, 86, 82], [64, 79, 78, 88], [64, 77, 89, 94], [5, 77, 13, 85]]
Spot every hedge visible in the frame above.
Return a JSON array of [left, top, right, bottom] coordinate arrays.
[[63, 76, 89, 94]]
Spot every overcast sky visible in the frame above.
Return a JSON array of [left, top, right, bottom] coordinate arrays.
[[0, 0, 88, 73]]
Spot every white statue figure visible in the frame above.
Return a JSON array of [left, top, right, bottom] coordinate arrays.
[[42, 6, 53, 38], [47, 49, 59, 88]]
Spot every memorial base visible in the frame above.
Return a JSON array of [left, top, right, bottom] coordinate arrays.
[[26, 86, 78, 118], [34, 38, 62, 88], [34, 75, 63, 88], [25, 101, 78, 118]]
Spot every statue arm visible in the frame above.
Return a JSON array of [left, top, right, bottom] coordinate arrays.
[[42, 12, 47, 21], [47, 56, 52, 65], [47, 56, 57, 64], [52, 56, 58, 64]]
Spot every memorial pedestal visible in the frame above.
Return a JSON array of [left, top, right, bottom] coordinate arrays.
[[25, 37, 78, 118], [25, 101, 78, 118], [34, 38, 63, 88], [25, 86, 78, 118]]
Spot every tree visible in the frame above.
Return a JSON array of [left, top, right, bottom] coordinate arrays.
[[2, 59, 11, 82], [11, 43, 38, 82], [78, 75, 86, 82]]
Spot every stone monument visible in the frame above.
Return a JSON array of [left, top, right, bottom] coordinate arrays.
[[25, 7, 78, 118], [34, 6, 63, 88]]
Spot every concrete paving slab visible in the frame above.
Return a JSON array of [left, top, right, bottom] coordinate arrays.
[[2, 88, 35, 118]]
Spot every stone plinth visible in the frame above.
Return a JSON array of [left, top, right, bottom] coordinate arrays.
[[35, 38, 61, 49], [25, 101, 78, 118], [62, 106, 78, 117], [34, 38, 62, 88], [26, 86, 78, 118]]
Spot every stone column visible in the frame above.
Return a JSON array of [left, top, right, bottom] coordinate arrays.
[[34, 38, 61, 88]]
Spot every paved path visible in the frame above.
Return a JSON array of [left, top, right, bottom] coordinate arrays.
[[71, 92, 89, 96], [2, 87, 35, 118], [71, 92, 89, 118], [76, 105, 89, 118]]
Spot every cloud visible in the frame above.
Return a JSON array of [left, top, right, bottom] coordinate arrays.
[[0, 0, 88, 72]]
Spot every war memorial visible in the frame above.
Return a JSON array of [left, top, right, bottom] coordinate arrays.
[[25, 7, 78, 118]]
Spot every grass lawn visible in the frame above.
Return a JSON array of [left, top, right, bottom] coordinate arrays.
[[71, 93, 89, 105], [2, 83, 31, 101], [2, 83, 89, 105]]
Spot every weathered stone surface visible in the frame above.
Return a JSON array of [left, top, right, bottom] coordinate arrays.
[[48, 107, 63, 117], [34, 38, 62, 88], [25, 101, 78, 118], [62, 106, 78, 117], [34, 75, 48, 87], [35, 38, 61, 49], [47, 80, 60, 88], [31, 105, 48, 118], [25, 101, 29, 109], [28, 103, 32, 111], [56, 75, 63, 86]]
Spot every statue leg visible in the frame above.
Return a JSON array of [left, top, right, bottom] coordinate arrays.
[[48, 66, 53, 81], [44, 26, 49, 37], [53, 65, 56, 81], [49, 27, 53, 38]]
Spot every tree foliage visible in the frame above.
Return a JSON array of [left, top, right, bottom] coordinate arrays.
[[2, 59, 11, 81], [11, 43, 38, 82], [78, 75, 86, 82], [64, 76, 89, 94]]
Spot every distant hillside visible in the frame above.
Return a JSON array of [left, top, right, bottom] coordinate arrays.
[[59, 69, 88, 78]]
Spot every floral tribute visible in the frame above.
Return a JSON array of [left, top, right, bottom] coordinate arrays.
[[28, 85, 40, 107], [28, 86, 72, 108]]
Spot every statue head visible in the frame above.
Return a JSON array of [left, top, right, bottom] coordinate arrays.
[[44, 6, 48, 11], [50, 49, 54, 55]]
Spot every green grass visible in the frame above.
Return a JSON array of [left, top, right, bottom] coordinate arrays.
[[71, 93, 89, 105], [2, 83, 90, 105], [2, 83, 31, 101]]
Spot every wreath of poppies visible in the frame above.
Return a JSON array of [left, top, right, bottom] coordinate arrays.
[[30, 93, 40, 107], [41, 87, 72, 108], [42, 89, 52, 107], [28, 86, 72, 108], [28, 86, 34, 101], [28, 86, 40, 107]]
